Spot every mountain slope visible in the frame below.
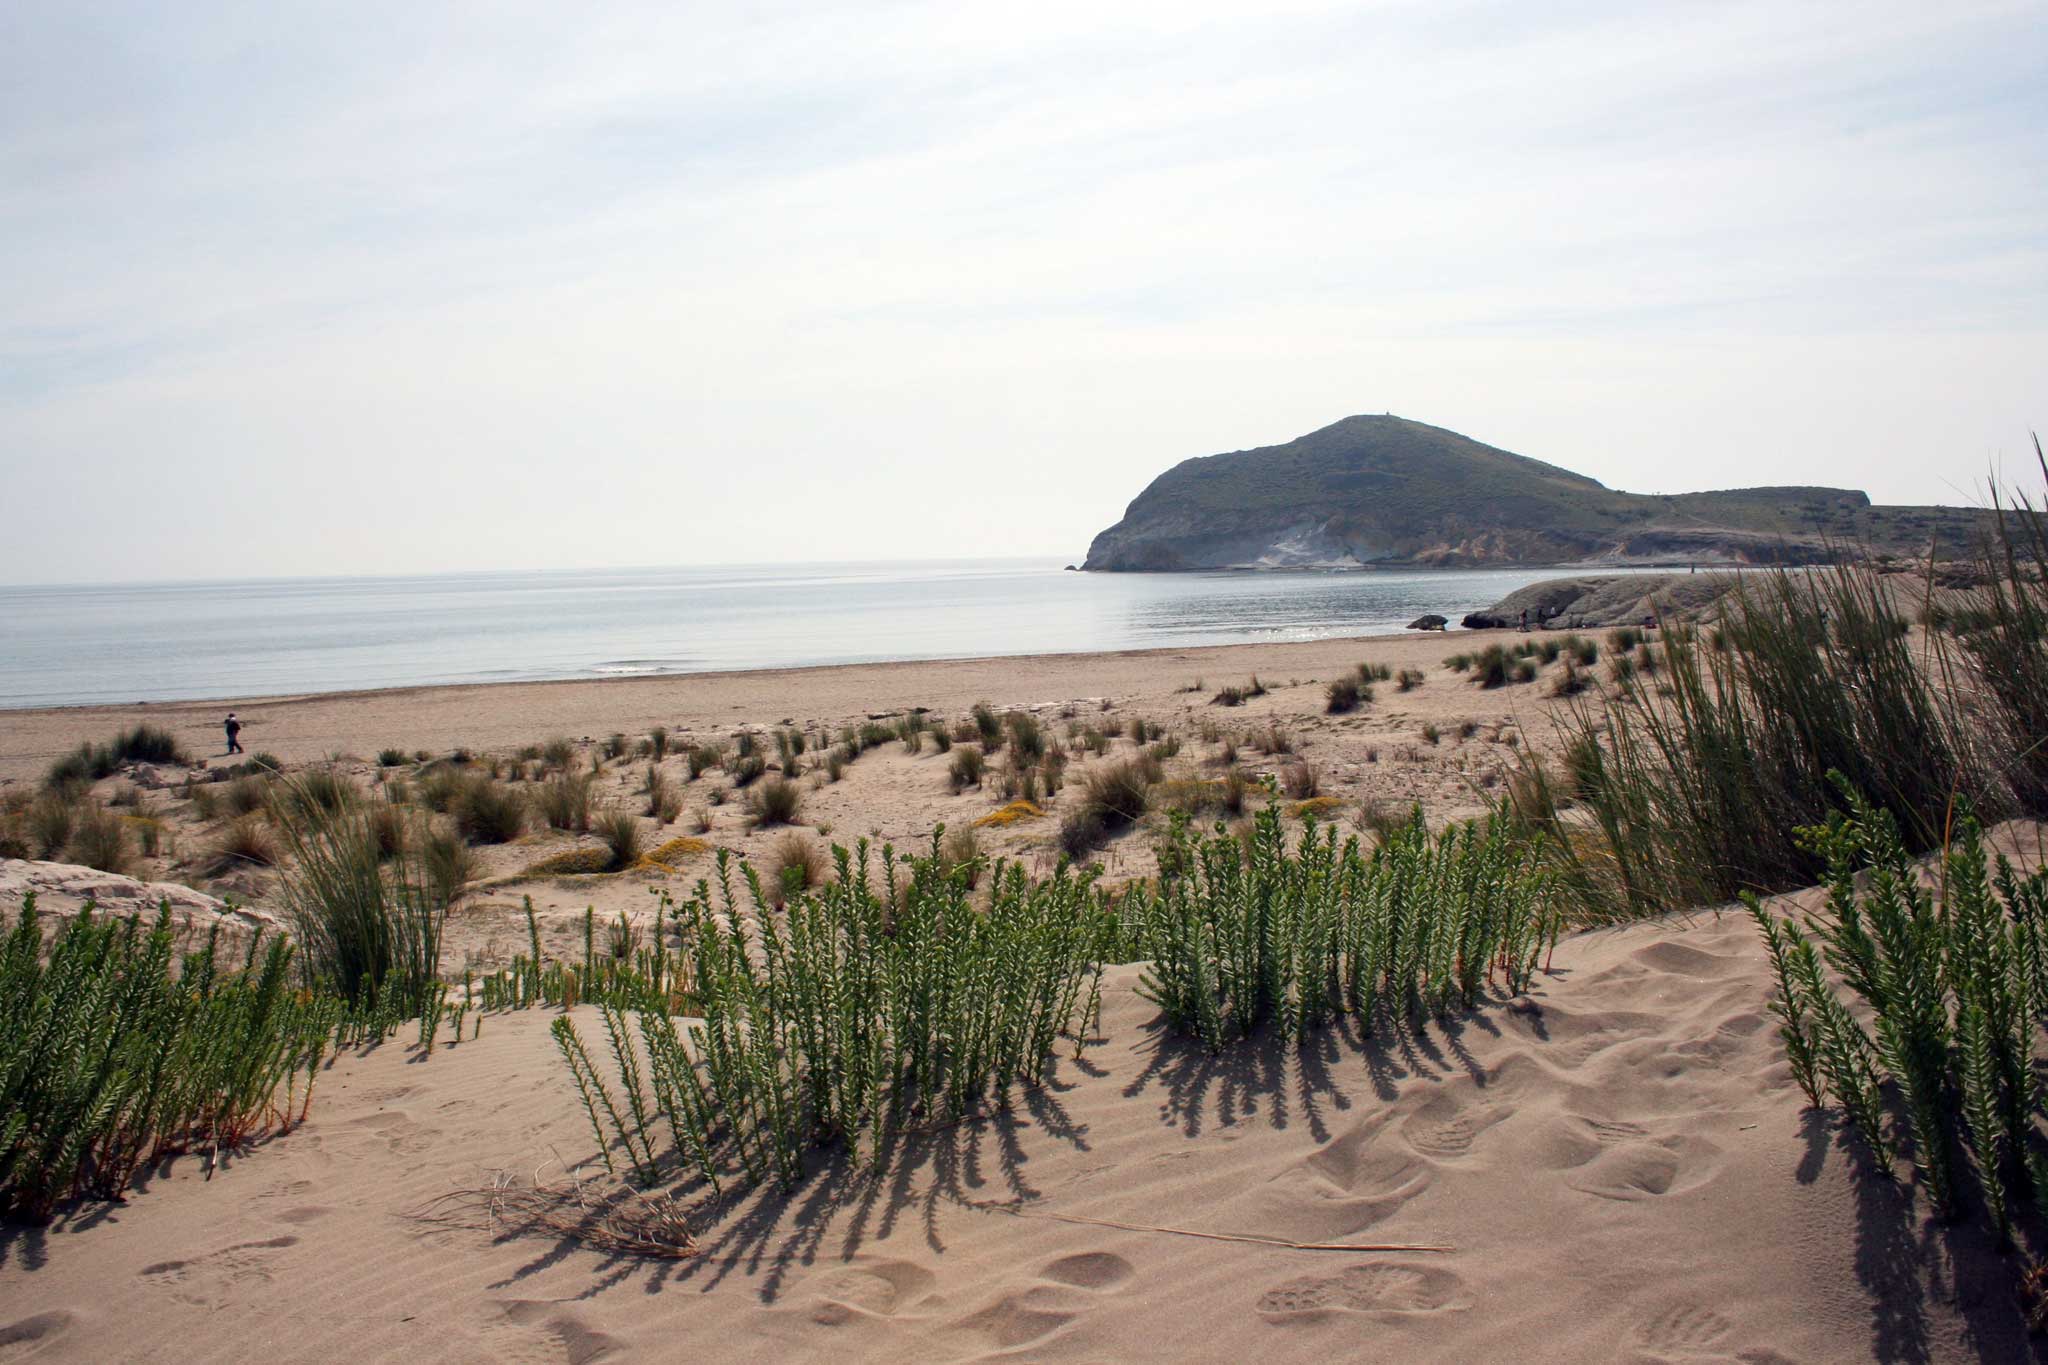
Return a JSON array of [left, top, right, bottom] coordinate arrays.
[[1081, 415, 1985, 570]]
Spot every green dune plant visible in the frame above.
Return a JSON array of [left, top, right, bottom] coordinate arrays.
[[551, 838, 1113, 1190], [0, 896, 335, 1221], [1127, 807, 1554, 1051], [1748, 796, 2048, 1247]]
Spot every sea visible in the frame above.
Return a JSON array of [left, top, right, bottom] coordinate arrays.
[[0, 559, 1636, 710]]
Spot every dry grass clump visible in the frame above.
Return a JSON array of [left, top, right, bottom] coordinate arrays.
[[454, 777, 527, 844], [26, 793, 78, 859], [1279, 760, 1321, 800], [765, 831, 830, 901], [534, 774, 594, 832], [973, 800, 1045, 828], [275, 767, 356, 822], [1326, 673, 1367, 713], [225, 774, 270, 817], [1396, 667, 1425, 692], [64, 804, 131, 874], [1288, 795, 1344, 821], [645, 767, 681, 823], [1549, 661, 1591, 697], [45, 724, 190, 792], [971, 702, 1003, 750], [938, 825, 982, 884], [746, 776, 802, 828], [1157, 779, 1229, 816], [594, 809, 644, 869], [686, 745, 721, 779], [421, 829, 478, 903], [367, 801, 408, 860], [948, 746, 986, 792], [203, 815, 280, 875], [1061, 758, 1153, 857], [412, 1171, 697, 1260], [1247, 722, 1294, 756], [1355, 799, 1425, 846], [1210, 676, 1268, 707]]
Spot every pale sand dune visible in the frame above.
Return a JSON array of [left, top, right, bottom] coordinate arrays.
[[1, 884, 2031, 1363]]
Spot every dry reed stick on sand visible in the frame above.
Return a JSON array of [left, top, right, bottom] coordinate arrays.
[[411, 1165, 698, 1260], [958, 1197, 1455, 1253]]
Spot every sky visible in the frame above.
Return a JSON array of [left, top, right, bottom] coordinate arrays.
[[2, 0, 2044, 585]]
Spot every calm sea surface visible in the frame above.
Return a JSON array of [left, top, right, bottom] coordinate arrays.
[[0, 559, 1634, 709]]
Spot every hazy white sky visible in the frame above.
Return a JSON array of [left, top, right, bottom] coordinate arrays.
[[3, 0, 2043, 584]]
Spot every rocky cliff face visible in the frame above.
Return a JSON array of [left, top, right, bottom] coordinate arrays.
[[1082, 416, 1984, 571]]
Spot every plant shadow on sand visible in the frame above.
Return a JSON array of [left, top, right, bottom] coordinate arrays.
[[481, 986, 1524, 1308], [481, 1065, 1088, 1306], [1836, 1118, 2048, 1364]]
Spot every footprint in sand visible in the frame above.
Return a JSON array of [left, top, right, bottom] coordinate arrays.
[[1529, 1114, 1654, 1172], [1256, 1261, 1466, 1318], [1670, 1008, 1771, 1067], [1636, 1302, 1736, 1354], [489, 1299, 622, 1365], [1040, 1251, 1135, 1292], [0, 1310, 76, 1360], [337, 1108, 437, 1157], [1567, 1136, 1721, 1202], [1400, 1092, 1510, 1161], [941, 1253, 1135, 1350], [1630, 941, 1747, 979], [138, 1236, 299, 1309], [805, 1257, 941, 1326], [1239, 1114, 1436, 1243], [951, 1286, 1081, 1350]]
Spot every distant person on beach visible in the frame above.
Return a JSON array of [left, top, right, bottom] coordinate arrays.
[[1518, 609, 1529, 633], [224, 712, 243, 754]]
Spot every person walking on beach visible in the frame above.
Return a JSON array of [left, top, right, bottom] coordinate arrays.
[[224, 712, 243, 754], [1518, 608, 1529, 633]]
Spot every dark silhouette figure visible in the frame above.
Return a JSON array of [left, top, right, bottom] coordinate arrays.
[[224, 712, 242, 754]]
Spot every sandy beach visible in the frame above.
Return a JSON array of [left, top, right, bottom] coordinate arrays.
[[5, 623, 2040, 1362], [0, 627, 1541, 784]]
